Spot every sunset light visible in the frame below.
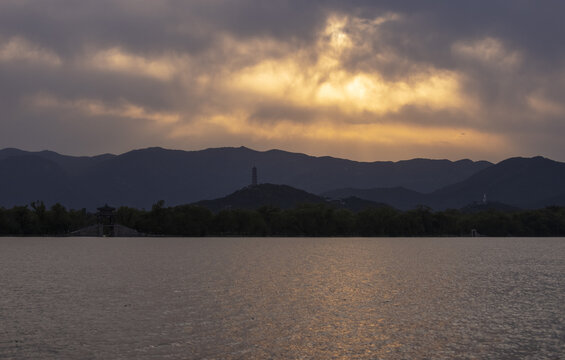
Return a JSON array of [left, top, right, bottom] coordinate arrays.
[[1, 1, 564, 161], [2, 3, 565, 359]]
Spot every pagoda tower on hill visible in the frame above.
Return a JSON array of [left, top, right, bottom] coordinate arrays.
[[252, 166, 258, 186]]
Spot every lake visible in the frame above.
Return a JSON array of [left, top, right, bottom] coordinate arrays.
[[1, 237, 564, 359]]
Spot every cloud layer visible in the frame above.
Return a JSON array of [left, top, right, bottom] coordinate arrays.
[[1, 0, 564, 161]]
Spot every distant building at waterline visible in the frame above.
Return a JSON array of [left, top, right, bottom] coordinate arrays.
[[71, 204, 142, 237]]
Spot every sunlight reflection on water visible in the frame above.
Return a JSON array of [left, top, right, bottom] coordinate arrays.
[[0, 237, 564, 359]]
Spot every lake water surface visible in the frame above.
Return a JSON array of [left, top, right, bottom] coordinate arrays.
[[1, 237, 564, 359]]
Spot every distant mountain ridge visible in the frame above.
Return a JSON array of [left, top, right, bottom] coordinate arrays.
[[0, 146, 492, 210], [429, 156, 565, 209], [324, 156, 565, 210]]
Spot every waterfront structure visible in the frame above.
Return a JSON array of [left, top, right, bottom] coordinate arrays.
[[71, 204, 141, 237], [97, 204, 115, 226]]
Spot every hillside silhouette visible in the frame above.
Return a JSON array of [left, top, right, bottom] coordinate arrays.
[[2, 147, 565, 211], [0, 146, 491, 210]]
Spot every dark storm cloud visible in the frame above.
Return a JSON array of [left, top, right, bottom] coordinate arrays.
[[336, 0, 565, 62], [1, 59, 174, 109], [1, 0, 563, 72], [326, 0, 565, 102], [0, 0, 329, 56]]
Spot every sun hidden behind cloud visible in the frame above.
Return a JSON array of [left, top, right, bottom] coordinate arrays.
[[1, 1, 563, 161]]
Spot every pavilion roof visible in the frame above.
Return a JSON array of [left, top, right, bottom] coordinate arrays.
[[97, 204, 116, 213]]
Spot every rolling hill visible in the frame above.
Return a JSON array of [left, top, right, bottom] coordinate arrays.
[[194, 183, 389, 212], [195, 183, 327, 212], [322, 186, 427, 211]]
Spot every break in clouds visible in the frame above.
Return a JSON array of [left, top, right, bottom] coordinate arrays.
[[1, 0, 565, 161]]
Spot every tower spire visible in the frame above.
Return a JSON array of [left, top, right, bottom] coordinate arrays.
[[252, 166, 258, 186]]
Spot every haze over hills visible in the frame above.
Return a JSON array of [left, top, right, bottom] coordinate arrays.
[[0, 146, 491, 210], [428, 156, 565, 209], [324, 156, 565, 210]]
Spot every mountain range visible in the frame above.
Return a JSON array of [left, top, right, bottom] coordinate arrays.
[[324, 156, 565, 210], [1, 147, 564, 210]]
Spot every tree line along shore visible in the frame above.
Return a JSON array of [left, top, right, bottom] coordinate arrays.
[[1, 201, 565, 237]]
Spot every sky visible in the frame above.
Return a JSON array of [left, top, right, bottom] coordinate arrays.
[[1, 0, 565, 162]]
